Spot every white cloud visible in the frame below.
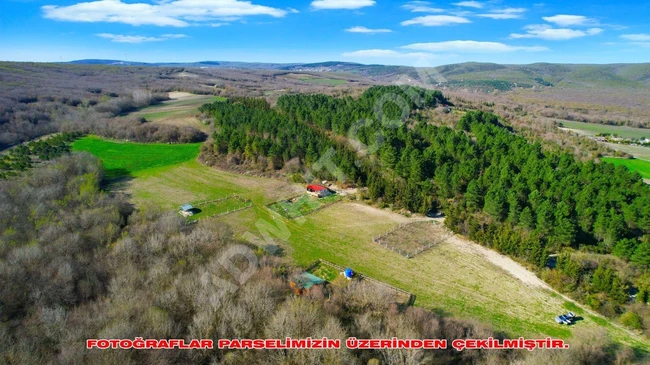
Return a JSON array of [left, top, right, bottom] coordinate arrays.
[[96, 33, 187, 43], [621, 33, 650, 42], [43, 0, 288, 27], [342, 49, 436, 59], [288, 7, 300, 14], [401, 15, 470, 26], [402, 1, 444, 13], [452, 1, 483, 9], [542, 14, 596, 27], [511, 24, 602, 40], [403, 40, 547, 52], [620, 34, 650, 48], [311, 0, 375, 10], [477, 7, 526, 19], [345, 26, 392, 34]]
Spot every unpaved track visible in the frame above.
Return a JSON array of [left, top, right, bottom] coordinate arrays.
[[445, 234, 551, 290]]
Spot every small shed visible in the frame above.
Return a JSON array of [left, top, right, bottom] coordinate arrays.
[[290, 272, 326, 296], [306, 184, 333, 198], [179, 204, 194, 217]]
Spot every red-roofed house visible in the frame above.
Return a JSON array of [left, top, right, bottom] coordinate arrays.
[[306, 184, 333, 198]]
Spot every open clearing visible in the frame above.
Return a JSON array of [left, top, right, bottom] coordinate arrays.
[[604, 143, 650, 162], [130, 92, 224, 131], [602, 157, 650, 179], [71, 136, 200, 179], [374, 221, 452, 258], [558, 120, 650, 139], [188, 196, 252, 221], [72, 136, 650, 351], [300, 77, 348, 85]]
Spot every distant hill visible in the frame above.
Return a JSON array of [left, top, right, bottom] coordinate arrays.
[[66, 59, 650, 90]]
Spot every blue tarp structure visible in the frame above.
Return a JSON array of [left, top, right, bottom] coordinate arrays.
[[344, 268, 354, 278]]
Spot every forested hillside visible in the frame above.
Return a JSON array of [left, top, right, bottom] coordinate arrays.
[[201, 86, 650, 324]]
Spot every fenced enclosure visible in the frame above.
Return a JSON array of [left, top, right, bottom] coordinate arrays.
[[267, 193, 342, 219], [185, 194, 253, 221], [372, 220, 454, 258]]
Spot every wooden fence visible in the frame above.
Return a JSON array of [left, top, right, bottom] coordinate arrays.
[[315, 259, 415, 305], [372, 220, 453, 259], [266, 194, 343, 220], [189, 194, 253, 219]]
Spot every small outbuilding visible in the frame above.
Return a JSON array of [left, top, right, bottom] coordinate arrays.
[[306, 184, 333, 198], [290, 272, 326, 296], [179, 204, 194, 217]]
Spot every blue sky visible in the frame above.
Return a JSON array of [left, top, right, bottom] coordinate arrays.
[[1, 0, 649, 65]]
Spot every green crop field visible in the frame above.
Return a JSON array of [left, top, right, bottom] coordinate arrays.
[[559, 120, 650, 140], [602, 157, 650, 179], [72, 136, 200, 178]]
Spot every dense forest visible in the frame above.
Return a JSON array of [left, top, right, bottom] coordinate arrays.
[[2, 153, 629, 364], [201, 86, 650, 325]]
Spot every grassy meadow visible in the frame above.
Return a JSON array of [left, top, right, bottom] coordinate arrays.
[[559, 120, 650, 140], [72, 136, 200, 178], [602, 157, 650, 180], [300, 77, 348, 85]]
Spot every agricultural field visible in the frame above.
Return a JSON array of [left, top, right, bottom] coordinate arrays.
[[602, 157, 650, 180], [559, 120, 650, 140], [300, 77, 348, 85], [130, 92, 225, 131], [268, 193, 342, 219], [78, 140, 647, 351], [604, 143, 650, 162], [71, 136, 200, 179]]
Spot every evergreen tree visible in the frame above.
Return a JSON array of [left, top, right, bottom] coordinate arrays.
[[519, 207, 535, 230], [612, 238, 638, 261], [631, 242, 650, 267], [483, 183, 507, 221], [464, 180, 483, 212], [553, 202, 576, 247]]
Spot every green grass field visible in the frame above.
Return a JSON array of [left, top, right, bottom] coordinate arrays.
[[189, 197, 251, 220], [72, 136, 200, 178], [130, 93, 225, 132], [74, 136, 650, 352], [559, 120, 650, 140], [300, 77, 348, 85], [602, 157, 650, 179], [138, 95, 223, 114]]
